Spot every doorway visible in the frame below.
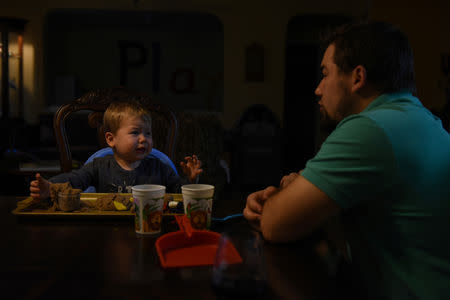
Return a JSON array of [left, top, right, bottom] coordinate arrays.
[[283, 15, 353, 173]]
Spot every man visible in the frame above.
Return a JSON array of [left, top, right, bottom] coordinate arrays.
[[244, 21, 450, 299]]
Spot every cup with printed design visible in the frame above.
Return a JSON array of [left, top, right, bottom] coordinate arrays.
[[181, 184, 214, 230], [132, 184, 166, 235]]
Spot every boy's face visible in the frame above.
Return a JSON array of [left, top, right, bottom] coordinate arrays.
[[106, 115, 153, 164]]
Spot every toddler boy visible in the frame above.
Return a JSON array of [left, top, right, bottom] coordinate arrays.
[[30, 100, 202, 199]]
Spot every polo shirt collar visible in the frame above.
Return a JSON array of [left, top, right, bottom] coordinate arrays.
[[363, 91, 421, 112]]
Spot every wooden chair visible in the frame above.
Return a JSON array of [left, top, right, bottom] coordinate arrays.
[[53, 87, 178, 173]]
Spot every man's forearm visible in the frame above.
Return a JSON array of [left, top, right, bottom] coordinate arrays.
[[260, 175, 340, 243]]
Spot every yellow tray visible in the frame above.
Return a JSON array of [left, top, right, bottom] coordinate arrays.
[[12, 193, 183, 218]]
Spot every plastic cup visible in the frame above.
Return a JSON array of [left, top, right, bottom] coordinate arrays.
[[132, 184, 166, 235], [212, 231, 266, 296], [57, 192, 81, 212], [181, 184, 214, 230]]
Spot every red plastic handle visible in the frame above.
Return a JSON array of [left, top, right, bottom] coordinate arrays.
[[175, 215, 193, 238]]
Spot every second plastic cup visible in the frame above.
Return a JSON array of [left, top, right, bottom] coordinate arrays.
[[132, 184, 166, 235], [181, 184, 214, 230]]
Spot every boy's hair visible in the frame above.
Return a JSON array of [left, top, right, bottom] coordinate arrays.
[[323, 21, 416, 94], [103, 100, 152, 134]]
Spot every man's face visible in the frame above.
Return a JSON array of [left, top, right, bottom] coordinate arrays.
[[315, 44, 354, 127]]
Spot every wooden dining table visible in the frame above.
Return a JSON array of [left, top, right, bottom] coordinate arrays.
[[0, 195, 343, 299]]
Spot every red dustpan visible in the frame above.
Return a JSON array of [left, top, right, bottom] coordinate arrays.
[[156, 215, 242, 268]]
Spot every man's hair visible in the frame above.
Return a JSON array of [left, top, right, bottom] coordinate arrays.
[[324, 21, 416, 94], [103, 100, 152, 134]]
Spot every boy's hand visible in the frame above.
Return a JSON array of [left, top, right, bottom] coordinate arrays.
[[29, 173, 51, 200], [179, 155, 203, 182]]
